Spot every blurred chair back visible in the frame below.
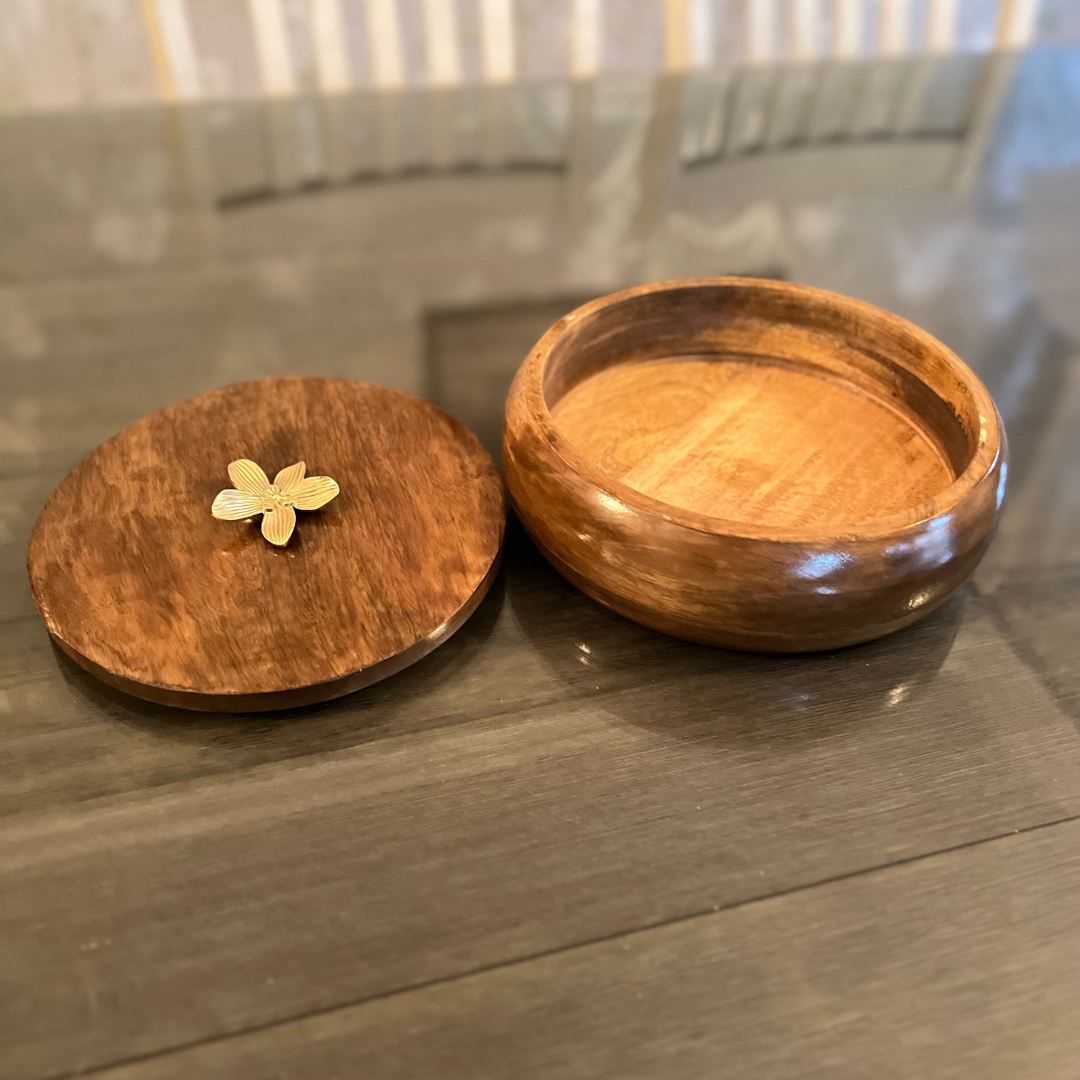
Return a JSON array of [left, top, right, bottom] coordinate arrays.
[[0, 2, 1042, 228], [0, 1, 1045, 111]]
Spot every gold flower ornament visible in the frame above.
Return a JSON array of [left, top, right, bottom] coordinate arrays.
[[212, 459, 339, 546]]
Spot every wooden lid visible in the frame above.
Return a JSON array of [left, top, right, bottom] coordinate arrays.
[[28, 378, 505, 711]]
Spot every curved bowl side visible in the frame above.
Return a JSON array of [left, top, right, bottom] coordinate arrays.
[[505, 398, 1004, 651]]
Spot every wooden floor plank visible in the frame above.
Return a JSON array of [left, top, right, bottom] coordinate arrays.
[[90, 820, 1080, 1080], [2, 526, 1076, 819], [980, 566, 1080, 728], [2, 541, 1077, 1078]]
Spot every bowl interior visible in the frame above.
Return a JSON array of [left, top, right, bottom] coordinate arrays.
[[542, 282, 984, 532]]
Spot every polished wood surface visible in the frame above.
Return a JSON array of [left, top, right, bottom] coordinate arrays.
[[552, 357, 954, 525], [2, 53, 1079, 1080], [4, 528, 1079, 1080], [74, 821, 1080, 1079], [27, 378, 505, 711], [506, 278, 1006, 652]]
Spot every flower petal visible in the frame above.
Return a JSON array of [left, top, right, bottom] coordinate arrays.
[[212, 489, 263, 521], [292, 476, 340, 511], [274, 461, 306, 492], [228, 459, 270, 495], [261, 504, 296, 546]]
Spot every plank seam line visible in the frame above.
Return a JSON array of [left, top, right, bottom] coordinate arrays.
[[39, 811, 1080, 1080]]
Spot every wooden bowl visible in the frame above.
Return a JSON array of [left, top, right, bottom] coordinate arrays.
[[503, 278, 1006, 652]]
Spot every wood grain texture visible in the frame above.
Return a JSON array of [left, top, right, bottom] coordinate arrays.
[[504, 278, 1007, 652], [81, 820, 1080, 1079], [2, 67, 1078, 1080], [27, 378, 505, 711], [3, 540, 1079, 1079], [552, 357, 954, 526]]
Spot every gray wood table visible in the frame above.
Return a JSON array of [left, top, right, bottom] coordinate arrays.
[[2, 50, 1078, 1080]]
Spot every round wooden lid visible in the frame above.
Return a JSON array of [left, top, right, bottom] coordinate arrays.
[[28, 378, 505, 711]]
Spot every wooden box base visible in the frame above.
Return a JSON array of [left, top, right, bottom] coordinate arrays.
[[503, 278, 1006, 652]]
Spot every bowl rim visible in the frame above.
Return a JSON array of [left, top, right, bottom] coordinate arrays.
[[517, 276, 1005, 544]]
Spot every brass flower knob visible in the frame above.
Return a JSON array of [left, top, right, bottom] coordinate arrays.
[[212, 459, 339, 546]]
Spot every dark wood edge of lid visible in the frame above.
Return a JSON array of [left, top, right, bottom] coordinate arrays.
[[45, 549, 503, 713]]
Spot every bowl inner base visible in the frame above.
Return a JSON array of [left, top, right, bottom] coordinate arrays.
[[550, 355, 956, 529]]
